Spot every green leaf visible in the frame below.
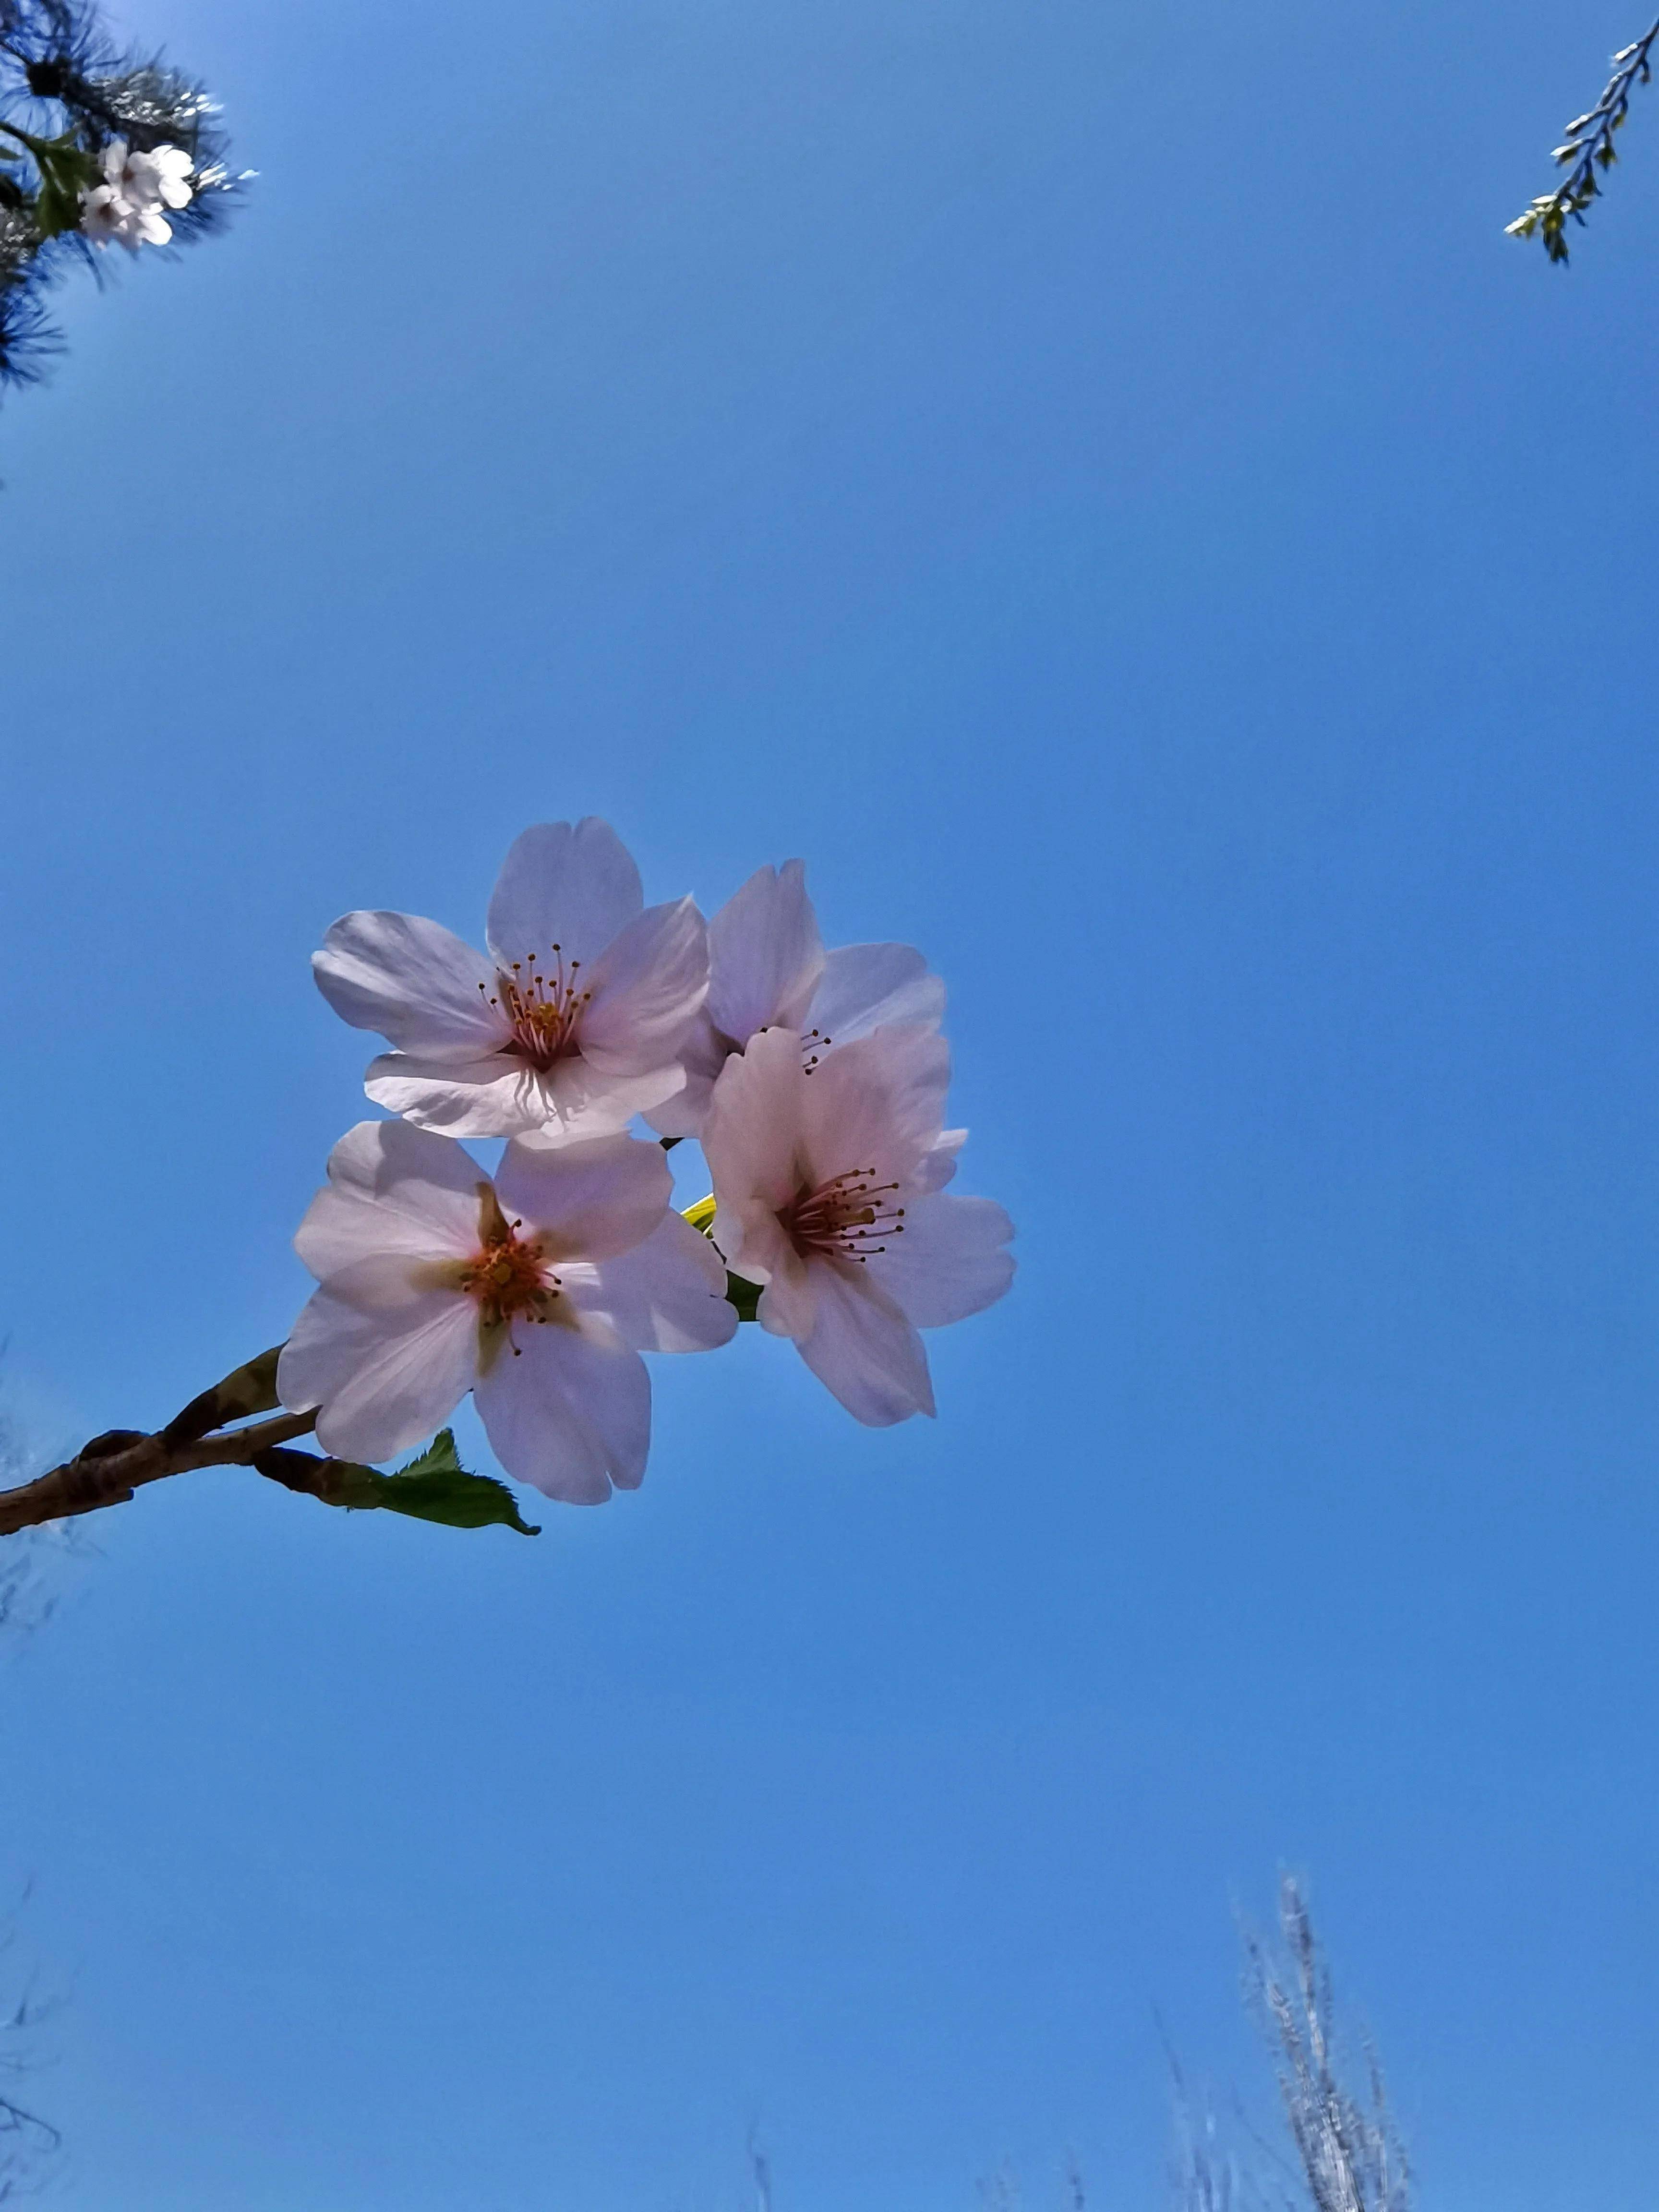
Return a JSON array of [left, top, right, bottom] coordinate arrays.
[[333, 1431, 541, 1534], [725, 1270, 762, 1323], [26, 130, 97, 239]]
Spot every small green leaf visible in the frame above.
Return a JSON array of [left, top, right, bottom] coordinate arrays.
[[396, 1430, 469, 1480], [725, 1270, 762, 1323], [682, 1194, 717, 1234], [341, 1430, 540, 1534]]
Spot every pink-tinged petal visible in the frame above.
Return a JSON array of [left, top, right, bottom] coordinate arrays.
[[536, 1058, 688, 1144], [869, 1193, 1015, 1328], [643, 1018, 726, 1138], [580, 1213, 739, 1352], [496, 1132, 671, 1261], [797, 1023, 950, 1190], [807, 944, 944, 1047], [313, 911, 506, 1056], [474, 1316, 651, 1503], [751, 1238, 817, 1339], [702, 1026, 812, 1223], [486, 819, 643, 969], [914, 1129, 967, 1194], [363, 1051, 558, 1138], [793, 1262, 936, 1426], [294, 1119, 485, 1280], [277, 1281, 479, 1463], [578, 897, 709, 1073], [707, 861, 824, 1044]]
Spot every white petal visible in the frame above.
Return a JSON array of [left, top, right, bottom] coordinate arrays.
[[496, 1132, 671, 1261], [278, 1279, 479, 1464], [577, 897, 709, 1073], [793, 1262, 935, 1426], [363, 1051, 556, 1138], [706, 861, 824, 1044], [474, 1316, 651, 1503], [806, 944, 944, 1047], [750, 1235, 817, 1337], [642, 1018, 726, 1138], [581, 1213, 739, 1351], [313, 911, 505, 1055], [533, 1058, 688, 1144], [294, 1119, 486, 1279], [868, 1193, 1015, 1327], [486, 819, 643, 969], [914, 1129, 967, 1193], [702, 1025, 811, 1226], [797, 1023, 950, 1190]]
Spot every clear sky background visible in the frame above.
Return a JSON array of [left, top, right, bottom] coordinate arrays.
[[3, 0, 1659, 2205]]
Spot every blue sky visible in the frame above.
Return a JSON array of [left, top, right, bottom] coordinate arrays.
[[3, 0, 1659, 2203]]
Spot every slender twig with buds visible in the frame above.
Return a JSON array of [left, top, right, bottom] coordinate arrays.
[[1508, 20, 1659, 261]]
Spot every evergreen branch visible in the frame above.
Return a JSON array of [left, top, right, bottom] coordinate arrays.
[[1508, 19, 1659, 261]]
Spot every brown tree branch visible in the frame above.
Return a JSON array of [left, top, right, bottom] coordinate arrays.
[[0, 1407, 320, 1537]]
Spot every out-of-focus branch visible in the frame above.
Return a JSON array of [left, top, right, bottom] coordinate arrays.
[[1242, 1877, 1410, 2212], [1508, 21, 1659, 261]]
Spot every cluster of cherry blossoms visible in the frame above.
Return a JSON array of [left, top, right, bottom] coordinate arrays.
[[79, 132, 190, 250], [279, 821, 1016, 1508]]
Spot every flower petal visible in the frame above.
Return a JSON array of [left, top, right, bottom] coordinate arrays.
[[363, 1051, 558, 1138], [642, 1018, 726, 1138], [536, 1058, 689, 1144], [868, 1192, 1015, 1328], [797, 1023, 950, 1190], [791, 1261, 936, 1426], [294, 1119, 486, 1280], [707, 861, 824, 1044], [486, 818, 643, 969], [313, 911, 505, 1056], [914, 1129, 967, 1194], [474, 1316, 651, 1503], [806, 944, 944, 1047], [579, 1213, 739, 1352], [702, 1025, 812, 1232], [577, 896, 709, 1073], [278, 1277, 479, 1464], [496, 1132, 672, 1261]]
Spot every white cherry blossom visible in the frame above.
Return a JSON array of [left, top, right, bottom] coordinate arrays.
[[79, 138, 192, 251], [277, 1120, 736, 1503], [648, 858, 945, 1138], [116, 142, 194, 212], [699, 1024, 1014, 1426], [313, 817, 709, 1142]]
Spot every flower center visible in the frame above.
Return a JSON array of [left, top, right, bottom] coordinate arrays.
[[459, 1223, 556, 1327], [778, 1168, 905, 1263], [479, 946, 593, 1071]]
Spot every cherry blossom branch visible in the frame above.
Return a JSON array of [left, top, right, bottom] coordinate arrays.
[[0, 1393, 319, 1537]]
